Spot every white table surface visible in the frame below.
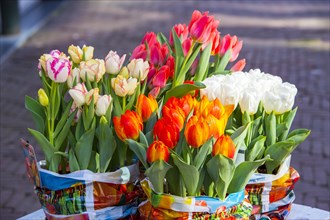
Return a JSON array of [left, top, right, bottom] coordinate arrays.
[[18, 204, 330, 220]]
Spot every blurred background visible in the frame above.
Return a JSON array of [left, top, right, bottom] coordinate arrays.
[[0, 0, 329, 218]]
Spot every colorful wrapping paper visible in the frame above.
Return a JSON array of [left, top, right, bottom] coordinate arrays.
[[246, 156, 300, 219], [138, 178, 252, 220], [21, 139, 142, 220]]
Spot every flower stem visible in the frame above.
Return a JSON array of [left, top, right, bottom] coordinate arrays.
[[122, 96, 126, 112]]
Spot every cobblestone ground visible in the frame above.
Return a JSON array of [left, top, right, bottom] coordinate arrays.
[[0, 0, 329, 219]]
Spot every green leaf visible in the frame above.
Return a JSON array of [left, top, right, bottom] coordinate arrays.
[[264, 141, 295, 173], [28, 128, 54, 163], [216, 49, 232, 72], [204, 170, 215, 197], [125, 91, 136, 111], [88, 151, 97, 172], [53, 100, 73, 139], [164, 82, 206, 103], [194, 43, 212, 82], [265, 112, 276, 147], [279, 107, 297, 141], [146, 131, 154, 147], [193, 138, 212, 170], [74, 128, 95, 170], [69, 148, 80, 172], [227, 155, 271, 193], [246, 135, 266, 161], [276, 123, 288, 138], [251, 116, 263, 140], [49, 154, 61, 173], [165, 164, 185, 196], [145, 160, 172, 193], [25, 96, 45, 133], [231, 123, 250, 162], [145, 112, 157, 133], [54, 110, 76, 151], [206, 154, 235, 200], [172, 153, 199, 196], [111, 89, 123, 117], [172, 29, 184, 82], [83, 96, 95, 131], [127, 139, 149, 169], [96, 120, 116, 172], [139, 131, 149, 148], [287, 129, 311, 146], [75, 116, 84, 141]]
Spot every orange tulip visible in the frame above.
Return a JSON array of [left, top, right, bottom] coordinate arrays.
[[205, 114, 222, 139], [136, 94, 158, 122], [184, 116, 210, 148], [212, 135, 235, 159], [162, 105, 185, 130], [147, 141, 170, 163], [153, 118, 180, 149], [113, 110, 143, 141]]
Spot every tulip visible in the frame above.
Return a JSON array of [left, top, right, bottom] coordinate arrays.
[[68, 45, 83, 64], [85, 88, 99, 105], [113, 110, 143, 141], [239, 87, 261, 115], [219, 34, 243, 62], [149, 86, 160, 98], [205, 114, 223, 139], [95, 95, 112, 116], [127, 58, 149, 81], [119, 66, 129, 79], [147, 141, 170, 163], [153, 118, 180, 149], [46, 57, 72, 83], [38, 54, 52, 73], [111, 75, 128, 97], [182, 38, 193, 56], [162, 105, 185, 131], [165, 56, 175, 79], [131, 44, 147, 61], [141, 32, 158, 46], [210, 31, 220, 55], [82, 45, 94, 61], [212, 135, 235, 159], [184, 116, 210, 148], [69, 83, 87, 107], [38, 88, 49, 107], [80, 59, 105, 83], [230, 59, 246, 72], [126, 78, 138, 96], [169, 23, 189, 46], [136, 94, 158, 122], [70, 102, 82, 123], [149, 43, 166, 66], [188, 10, 219, 44], [105, 50, 126, 75], [151, 65, 169, 88], [67, 68, 81, 88]]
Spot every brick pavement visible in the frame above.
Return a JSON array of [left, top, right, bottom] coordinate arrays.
[[0, 0, 329, 219]]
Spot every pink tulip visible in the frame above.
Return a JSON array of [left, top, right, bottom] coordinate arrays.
[[188, 10, 219, 44], [149, 86, 160, 98], [46, 57, 71, 83], [219, 34, 243, 62], [131, 44, 147, 61], [182, 38, 193, 56], [169, 23, 189, 46], [152, 65, 169, 88], [230, 59, 246, 72], [210, 31, 220, 55], [141, 32, 158, 46], [165, 56, 175, 79]]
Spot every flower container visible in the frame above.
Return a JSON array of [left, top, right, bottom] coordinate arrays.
[[138, 178, 252, 220], [246, 156, 300, 219], [21, 139, 142, 220]]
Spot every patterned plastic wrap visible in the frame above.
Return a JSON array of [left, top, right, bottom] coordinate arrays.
[[138, 178, 252, 220], [21, 139, 142, 220]]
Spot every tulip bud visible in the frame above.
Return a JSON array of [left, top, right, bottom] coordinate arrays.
[[184, 116, 210, 148], [68, 45, 83, 64], [38, 54, 52, 73], [136, 94, 158, 122], [80, 59, 106, 83], [119, 66, 129, 79], [46, 57, 72, 83], [38, 88, 49, 107], [147, 141, 170, 163], [127, 58, 149, 81], [85, 88, 99, 105], [113, 110, 143, 141], [69, 83, 87, 107], [212, 135, 235, 159], [82, 45, 94, 61], [67, 68, 81, 88], [95, 95, 112, 116], [239, 87, 261, 115], [231, 59, 246, 72], [105, 50, 126, 75], [153, 118, 180, 149]]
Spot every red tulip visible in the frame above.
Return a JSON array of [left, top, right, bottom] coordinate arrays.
[[165, 56, 175, 79], [219, 34, 243, 62], [141, 32, 158, 46], [182, 38, 193, 56], [136, 94, 158, 122], [147, 141, 170, 163], [212, 135, 235, 159], [113, 110, 143, 141], [152, 65, 169, 88], [162, 105, 186, 131], [131, 44, 147, 61], [153, 118, 180, 149]]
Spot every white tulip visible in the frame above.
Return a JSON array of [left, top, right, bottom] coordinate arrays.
[[95, 95, 112, 116], [239, 87, 261, 115], [127, 58, 149, 81]]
